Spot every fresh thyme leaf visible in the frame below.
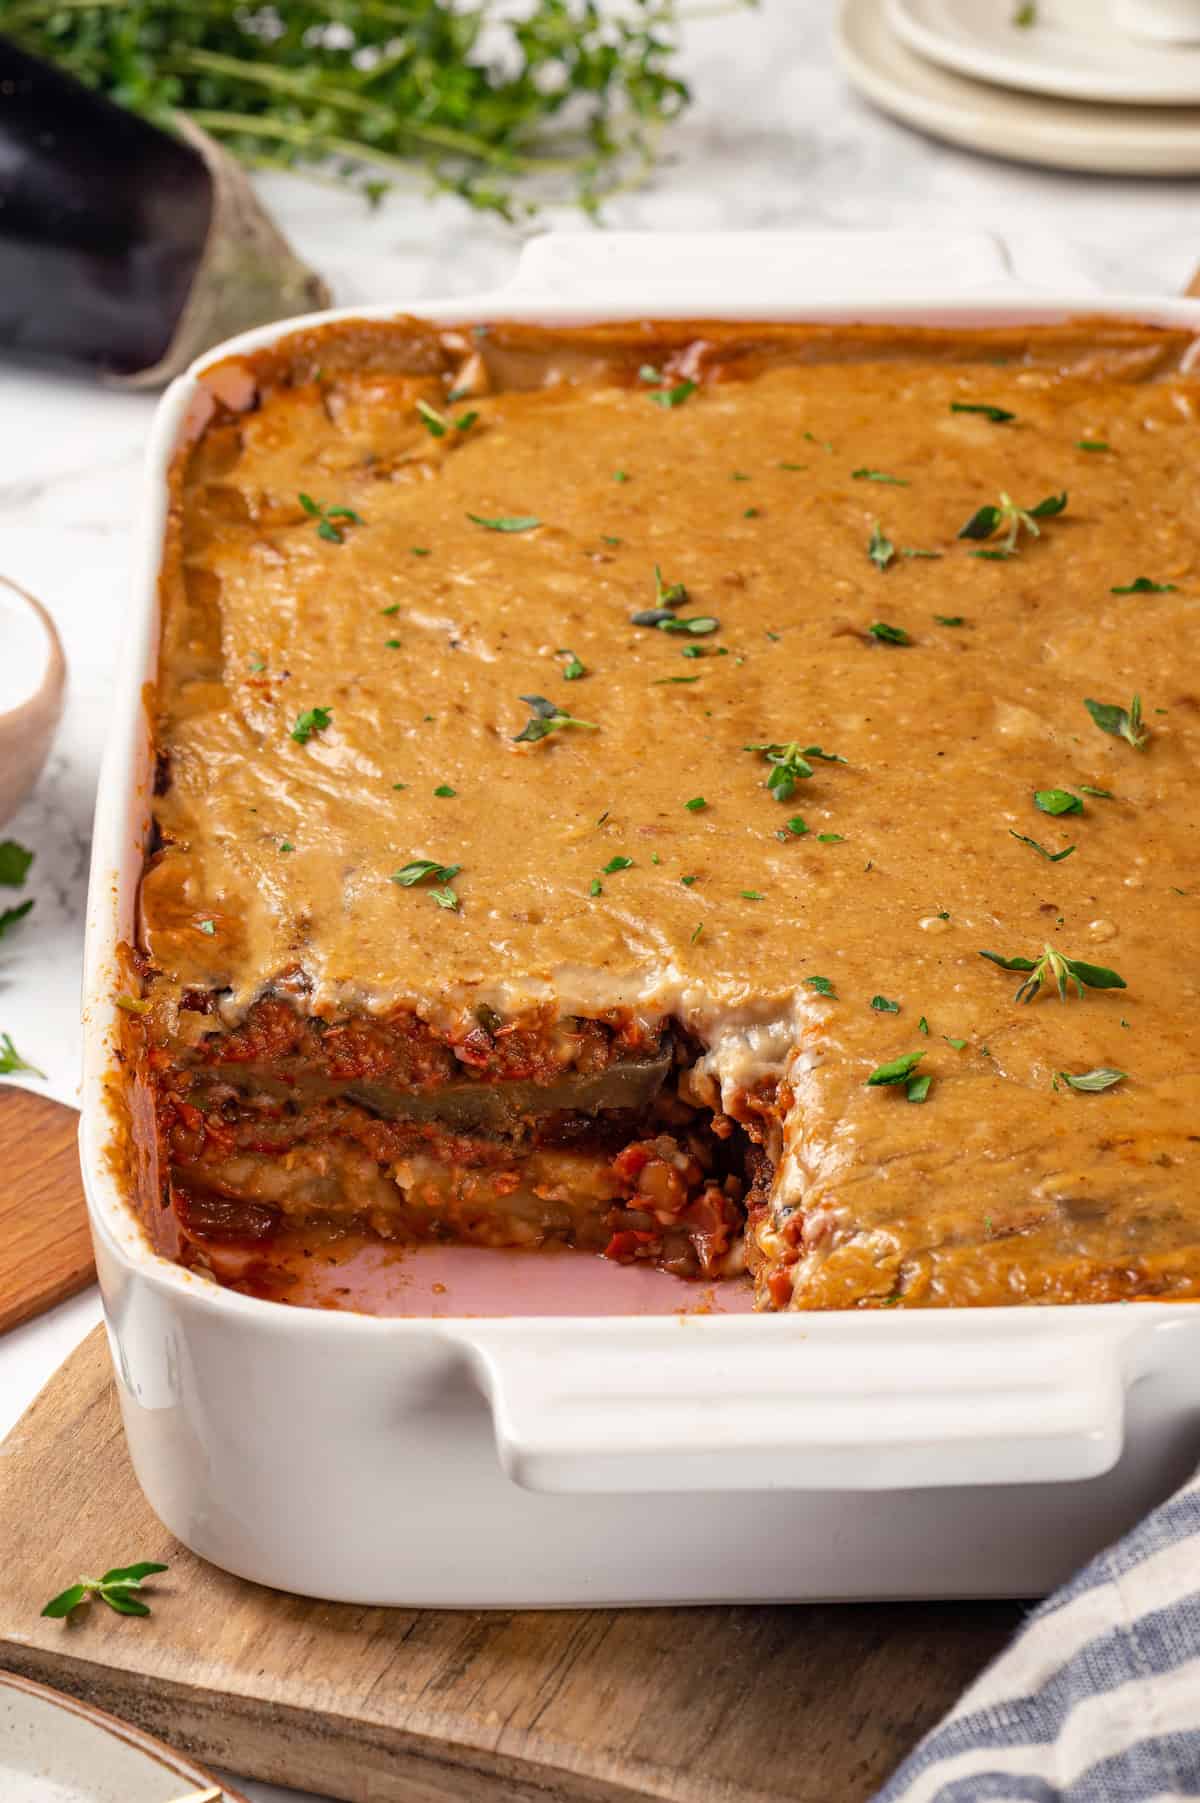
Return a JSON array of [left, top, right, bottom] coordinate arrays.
[[743, 507, 760, 519], [1028, 492, 1068, 519], [871, 995, 900, 1012], [1013, 3, 1037, 23], [1009, 831, 1076, 863], [782, 816, 808, 837], [197, 919, 216, 935], [1057, 1067, 1127, 1092], [691, 922, 704, 944], [433, 784, 457, 798], [852, 469, 910, 486], [657, 616, 719, 637], [805, 975, 836, 996], [431, 885, 459, 910], [933, 615, 965, 626], [680, 874, 698, 886], [902, 549, 942, 560], [41, 1561, 168, 1620], [0, 900, 34, 939], [416, 398, 448, 438], [589, 877, 602, 896], [957, 491, 1066, 554], [0, 1031, 43, 1077], [1111, 578, 1176, 594], [613, 470, 630, 484], [743, 743, 815, 801], [1084, 694, 1148, 750], [653, 675, 701, 684], [381, 604, 401, 616], [817, 833, 845, 844], [802, 746, 848, 763], [299, 494, 362, 544], [978, 944, 1125, 1003], [557, 649, 585, 680], [467, 513, 540, 533], [601, 535, 622, 547], [868, 520, 896, 571], [632, 609, 676, 627], [943, 1036, 967, 1050], [514, 696, 598, 743], [950, 402, 1016, 422], [602, 856, 633, 874], [869, 621, 911, 645], [1077, 440, 1109, 452], [650, 380, 697, 410], [393, 859, 460, 888], [1079, 785, 1115, 799], [867, 1051, 924, 1086], [740, 889, 765, 901], [778, 462, 809, 471], [654, 564, 688, 609], [290, 706, 332, 745], [684, 797, 707, 812], [0, 841, 33, 887], [1034, 789, 1083, 816], [970, 549, 1013, 562], [906, 1074, 932, 1103]]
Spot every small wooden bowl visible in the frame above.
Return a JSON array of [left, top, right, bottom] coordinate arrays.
[[0, 575, 65, 828]]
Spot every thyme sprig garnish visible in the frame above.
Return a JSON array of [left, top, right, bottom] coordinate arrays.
[[869, 622, 910, 645], [978, 944, 1125, 1003], [1034, 789, 1082, 816], [744, 743, 809, 800], [1085, 694, 1148, 750], [298, 493, 362, 544], [868, 520, 895, 571], [416, 399, 478, 438], [0, 1032, 43, 1077], [556, 648, 585, 680], [0, 841, 33, 886], [513, 695, 598, 743], [42, 1561, 169, 1620], [290, 706, 332, 745], [958, 490, 1066, 555], [1009, 831, 1075, 863], [392, 858, 461, 910], [1111, 578, 1176, 595], [1056, 1068, 1127, 1093], [867, 1050, 928, 1102], [950, 402, 1016, 423]]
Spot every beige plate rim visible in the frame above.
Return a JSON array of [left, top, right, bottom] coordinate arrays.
[[836, 0, 1200, 175], [0, 1668, 251, 1803]]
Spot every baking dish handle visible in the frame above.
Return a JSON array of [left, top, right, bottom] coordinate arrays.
[[466, 1314, 1165, 1495], [505, 230, 1068, 306]]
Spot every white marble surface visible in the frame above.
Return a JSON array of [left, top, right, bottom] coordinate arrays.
[[0, 2, 1197, 1796]]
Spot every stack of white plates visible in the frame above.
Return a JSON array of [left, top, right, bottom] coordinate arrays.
[[836, 0, 1200, 175]]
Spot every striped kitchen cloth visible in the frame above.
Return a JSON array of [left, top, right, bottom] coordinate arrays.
[[875, 1468, 1200, 1802]]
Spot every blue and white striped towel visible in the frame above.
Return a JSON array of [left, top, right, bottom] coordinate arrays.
[[876, 1470, 1200, 1803]]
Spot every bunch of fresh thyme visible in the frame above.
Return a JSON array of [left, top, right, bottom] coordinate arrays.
[[6, 0, 718, 218]]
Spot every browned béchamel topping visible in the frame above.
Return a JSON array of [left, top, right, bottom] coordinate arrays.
[[142, 318, 1200, 1307]]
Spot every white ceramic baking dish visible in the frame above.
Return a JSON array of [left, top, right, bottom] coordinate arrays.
[[80, 231, 1200, 1607]]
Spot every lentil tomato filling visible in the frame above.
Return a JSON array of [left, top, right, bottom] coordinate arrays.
[[124, 312, 1200, 1310], [140, 993, 767, 1280]]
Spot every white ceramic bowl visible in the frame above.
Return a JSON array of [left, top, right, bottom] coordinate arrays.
[[80, 232, 1200, 1607], [0, 576, 65, 828]]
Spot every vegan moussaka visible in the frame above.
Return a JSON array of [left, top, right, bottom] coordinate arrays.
[[121, 314, 1200, 1310]]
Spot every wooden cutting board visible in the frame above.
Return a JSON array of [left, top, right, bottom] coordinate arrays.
[[0, 1088, 93, 1335], [0, 1327, 1025, 1803]]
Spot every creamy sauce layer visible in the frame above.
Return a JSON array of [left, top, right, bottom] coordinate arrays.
[[144, 322, 1200, 1305]]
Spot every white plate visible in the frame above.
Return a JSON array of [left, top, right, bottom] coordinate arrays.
[[838, 0, 1200, 174], [0, 1670, 248, 1803], [888, 0, 1200, 105]]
